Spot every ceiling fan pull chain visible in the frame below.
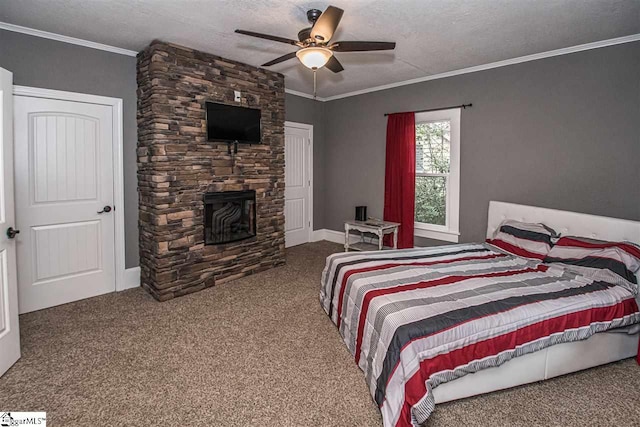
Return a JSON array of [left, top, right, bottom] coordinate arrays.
[[313, 68, 317, 100]]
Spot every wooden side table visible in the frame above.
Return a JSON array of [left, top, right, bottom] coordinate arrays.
[[344, 220, 400, 252]]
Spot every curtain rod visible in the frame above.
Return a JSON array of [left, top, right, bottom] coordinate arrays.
[[384, 103, 472, 117]]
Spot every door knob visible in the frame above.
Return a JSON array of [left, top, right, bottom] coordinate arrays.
[[97, 205, 113, 214], [6, 227, 20, 239]]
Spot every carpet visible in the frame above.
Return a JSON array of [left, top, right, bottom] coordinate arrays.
[[0, 241, 638, 426]]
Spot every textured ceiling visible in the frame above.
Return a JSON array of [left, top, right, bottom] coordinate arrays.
[[1, 0, 639, 98]]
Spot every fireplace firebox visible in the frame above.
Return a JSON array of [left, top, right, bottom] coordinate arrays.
[[204, 190, 256, 245]]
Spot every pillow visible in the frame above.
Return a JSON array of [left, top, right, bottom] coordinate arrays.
[[486, 220, 557, 260], [543, 236, 640, 286]]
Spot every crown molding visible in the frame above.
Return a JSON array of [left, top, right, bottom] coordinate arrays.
[[319, 33, 640, 102], [0, 21, 139, 57], [2, 20, 637, 101], [1, 21, 320, 98]]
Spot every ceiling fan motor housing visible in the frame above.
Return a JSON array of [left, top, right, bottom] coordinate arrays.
[[298, 28, 313, 42]]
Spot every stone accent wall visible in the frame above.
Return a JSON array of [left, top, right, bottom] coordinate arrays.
[[137, 41, 286, 301]]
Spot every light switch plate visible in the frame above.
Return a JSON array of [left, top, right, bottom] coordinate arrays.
[[234, 90, 241, 102]]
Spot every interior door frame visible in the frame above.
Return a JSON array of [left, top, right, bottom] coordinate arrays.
[[12, 86, 128, 291], [284, 121, 313, 244]]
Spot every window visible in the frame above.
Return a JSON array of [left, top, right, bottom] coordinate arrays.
[[414, 108, 460, 242]]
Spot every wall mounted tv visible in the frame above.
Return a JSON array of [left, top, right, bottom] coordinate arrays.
[[206, 102, 261, 144]]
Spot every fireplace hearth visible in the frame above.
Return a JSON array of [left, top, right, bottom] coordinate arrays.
[[204, 190, 256, 245]]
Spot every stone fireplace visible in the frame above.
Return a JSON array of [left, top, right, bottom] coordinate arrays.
[[137, 41, 285, 301]]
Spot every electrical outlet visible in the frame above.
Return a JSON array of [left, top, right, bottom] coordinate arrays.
[[234, 90, 241, 102]]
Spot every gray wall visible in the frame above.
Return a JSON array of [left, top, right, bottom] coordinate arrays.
[[323, 41, 640, 245], [285, 93, 326, 230], [0, 29, 140, 267], [3, 29, 638, 259]]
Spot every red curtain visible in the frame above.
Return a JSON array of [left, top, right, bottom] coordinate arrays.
[[383, 112, 416, 249]]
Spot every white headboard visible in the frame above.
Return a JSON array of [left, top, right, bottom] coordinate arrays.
[[487, 201, 640, 244]]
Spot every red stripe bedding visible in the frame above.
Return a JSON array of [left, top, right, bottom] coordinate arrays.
[[319, 243, 640, 427]]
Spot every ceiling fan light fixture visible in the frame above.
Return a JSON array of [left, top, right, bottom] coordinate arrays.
[[296, 47, 333, 69]]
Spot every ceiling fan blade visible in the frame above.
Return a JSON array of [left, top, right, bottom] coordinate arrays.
[[262, 52, 298, 67], [330, 41, 396, 52], [235, 29, 299, 46], [325, 55, 344, 73], [310, 6, 344, 43]]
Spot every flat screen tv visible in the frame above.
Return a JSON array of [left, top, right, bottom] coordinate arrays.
[[206, 102, 261, 144]]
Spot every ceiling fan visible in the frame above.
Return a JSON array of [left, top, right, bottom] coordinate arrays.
[[235, 5, 396, 96]]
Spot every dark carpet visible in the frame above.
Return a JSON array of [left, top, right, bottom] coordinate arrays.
[[0, 241, 638, 426]]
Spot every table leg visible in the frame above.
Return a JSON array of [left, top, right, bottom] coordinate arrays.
[[393, 228, 398, 249], [378, 230, 383, 250], [344, 225, 350, 252]]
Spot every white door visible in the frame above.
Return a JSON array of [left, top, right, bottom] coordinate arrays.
[[14, 95, 116, 313], [0, 67, 21, 376], [284, 123, 312, 248]]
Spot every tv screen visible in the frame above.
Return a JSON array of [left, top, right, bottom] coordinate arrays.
[[206, 102, 261, 144]]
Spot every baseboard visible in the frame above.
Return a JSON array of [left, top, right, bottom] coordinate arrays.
[[323, 229, 345, 244], [121, 266, 141, 291], [311, 229, 326, 242], [312, 229, 361, 245]]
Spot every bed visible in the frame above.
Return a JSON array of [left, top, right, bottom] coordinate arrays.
[[320, 201, 640, 427]]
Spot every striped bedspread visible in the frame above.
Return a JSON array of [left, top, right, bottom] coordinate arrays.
[[320, 243, 640, 427]]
